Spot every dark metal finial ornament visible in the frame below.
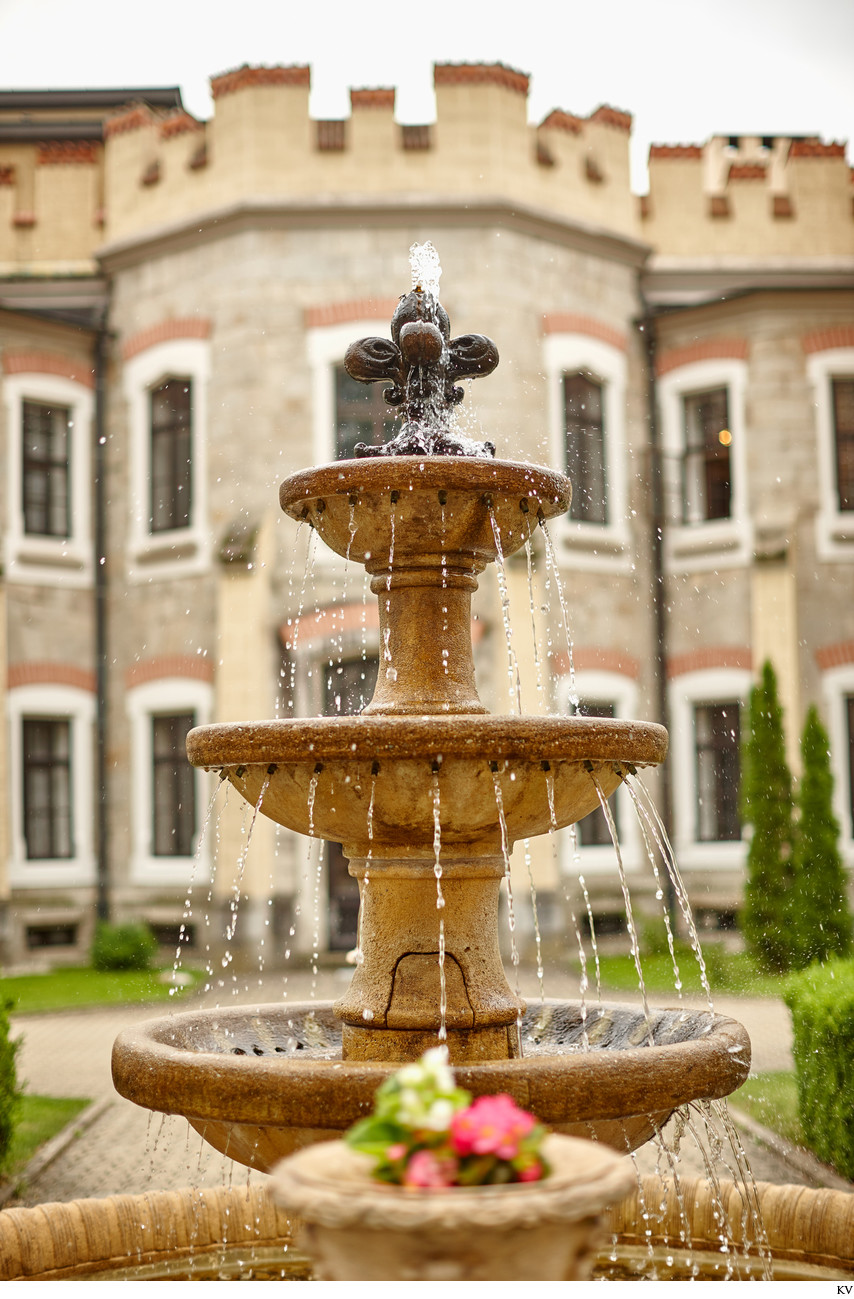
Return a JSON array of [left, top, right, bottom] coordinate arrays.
[[343, 287, 499, 458]]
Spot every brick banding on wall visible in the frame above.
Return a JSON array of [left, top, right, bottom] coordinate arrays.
[[433, 63, 529, 95], [815, 642, 854, 671], [8, 663, 96, 692], [160, 112, 203, 139], [666, 648, 752, 679], [539, 110, 584, 135], [0, 165, 14, 185], [36, 141, 98, 165], [541, 313, 627, 352], [125, 655, 215, 690], [551, 649, 641, 680], [589, 105, 632, 132], [728, 163, 767, 180], [802, 325, 854, 355], [279, 602, 380, 652], [2, 350, 94, 387], [211, 65, 310, 98], [350, 88, 395, 110], [104, 106, 156, 139], [121, 318, 212, 361], [304, 298, 401, 330], [656, 337, 748, 376], [789, 140, 846, 159], [648, 144, 702, 160]]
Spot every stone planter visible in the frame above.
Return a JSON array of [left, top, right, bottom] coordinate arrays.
[[270, 1132, 636, 1281]]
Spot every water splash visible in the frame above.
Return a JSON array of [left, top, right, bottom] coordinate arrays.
[[225, 768, 274, 946], [432, 770, 447, 1043], [491, 763, 523, 1054], [409, 240, 442, 299], [540, 518, 578, 709], [488, 506, 522, 713]]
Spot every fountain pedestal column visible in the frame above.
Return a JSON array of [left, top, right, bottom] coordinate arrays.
[[335, 851, 523, 1063]]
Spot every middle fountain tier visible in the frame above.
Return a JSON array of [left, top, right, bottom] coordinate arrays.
[[113, 271, 750, 1171]]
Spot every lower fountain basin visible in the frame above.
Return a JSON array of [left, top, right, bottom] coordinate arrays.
[[188, 716, 667, 847], [112, 999, 749, 1172]]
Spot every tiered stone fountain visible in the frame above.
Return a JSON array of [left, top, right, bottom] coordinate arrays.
[[111, 266, 751, 1171], [4, 255, 854, 1282]]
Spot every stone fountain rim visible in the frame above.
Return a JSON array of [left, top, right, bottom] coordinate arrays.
[[279, 454, 571, 519], [269, 1132, 635, 1231], [111, 998, 750, 1129], [187, 715, 668, 768]]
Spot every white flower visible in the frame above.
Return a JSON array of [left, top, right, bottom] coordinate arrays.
[[423, 1098, 455, 1131]]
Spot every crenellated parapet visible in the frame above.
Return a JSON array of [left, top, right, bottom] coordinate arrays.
[[96, 62, 640, 250], [643, 134, 854, 259]]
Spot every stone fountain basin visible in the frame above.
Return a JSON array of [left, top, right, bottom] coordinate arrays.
[[278, 456, 571, 563], [188, 716, 667, 846], [112, 999, 750, 1173]]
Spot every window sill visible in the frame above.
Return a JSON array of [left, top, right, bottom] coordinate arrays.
[[9, 856, 96, 889], [128, 526, 209, 581], [4, 537, 92, 585], [554, 520, 632, 571], [816, 511, 854, 562], [130, 853, 210, 887], [665, 518, 751, 571]]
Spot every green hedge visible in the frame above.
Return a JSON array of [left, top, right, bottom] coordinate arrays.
[[785, 959, 854, 1179], [0, 999, 23, 1175], [91, 921, 158, 972]]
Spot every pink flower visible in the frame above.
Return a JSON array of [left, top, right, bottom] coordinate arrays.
[[402, 1149, 458, 1188], [450, 1094, 536, 1160], [516, 1161, 543, 1183], [386, 1143, 408, 1161]]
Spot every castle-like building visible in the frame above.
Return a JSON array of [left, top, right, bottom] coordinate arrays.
[[1, 64, 852, 966]]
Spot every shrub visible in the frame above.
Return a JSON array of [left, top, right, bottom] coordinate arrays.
[[740, 661, 796, 972], [0, 999, 23, 1175], [785, 959, 854, 1179], [789, 706, 853, 968], [91, 921, 158, 971]]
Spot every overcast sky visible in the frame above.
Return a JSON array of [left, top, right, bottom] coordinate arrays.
[[1, 0, 852, 191]]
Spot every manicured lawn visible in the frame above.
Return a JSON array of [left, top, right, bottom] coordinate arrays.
[[1, 966, 201, 1016], [3, 1095, 90, 1181], [728, 1071, 802, 1147], [588, 948, 786, 1000]]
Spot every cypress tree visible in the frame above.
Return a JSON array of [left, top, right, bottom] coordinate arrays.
[[790, 705, 853, 968], [740, 660, 796, 971]]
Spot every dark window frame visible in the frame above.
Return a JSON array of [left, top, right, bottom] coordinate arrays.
[[563, 371, 608, 525], [22, 399, 71, 538], [149, 377, 192, 534], [832, 377, 854, 512], [694, 701, 741, 842], [151, 712, 197, 857], [22, 717, 73, 860], [682, 387, 732, 524], [334, 365, 396, 460]]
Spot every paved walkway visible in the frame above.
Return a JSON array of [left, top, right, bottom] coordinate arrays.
[[7, 966, 850, 1210]]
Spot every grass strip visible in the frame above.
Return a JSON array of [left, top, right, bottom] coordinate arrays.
[[4, 1095, 90, 1181], [1, 966, 201, 1016]]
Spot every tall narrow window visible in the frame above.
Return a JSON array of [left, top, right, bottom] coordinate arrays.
[[335, 366, 396, 460], [22, 400, 71, 538], [152, 713, 196, 857], [695, 702, 741, 841], [564, 373, 607, 524], [573, 701, 617, 844], [150, 379, 192, 533], [833, 378, 854, 512], [683, 388, 732, 523], [23, 718, 73, 859]]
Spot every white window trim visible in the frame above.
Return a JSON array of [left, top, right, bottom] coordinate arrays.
[[808, 348, 854, 562], [669, 667, 751, 873], [123, 338, 210, 581], [7, 683, 96, 889], [543, 334, 631, 571], [3, 372, 94, 586], [659, 359, 751, 572], [821, 665, 854, 870], [127, 677, 213, 887], [556, 670, 641, 875]]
